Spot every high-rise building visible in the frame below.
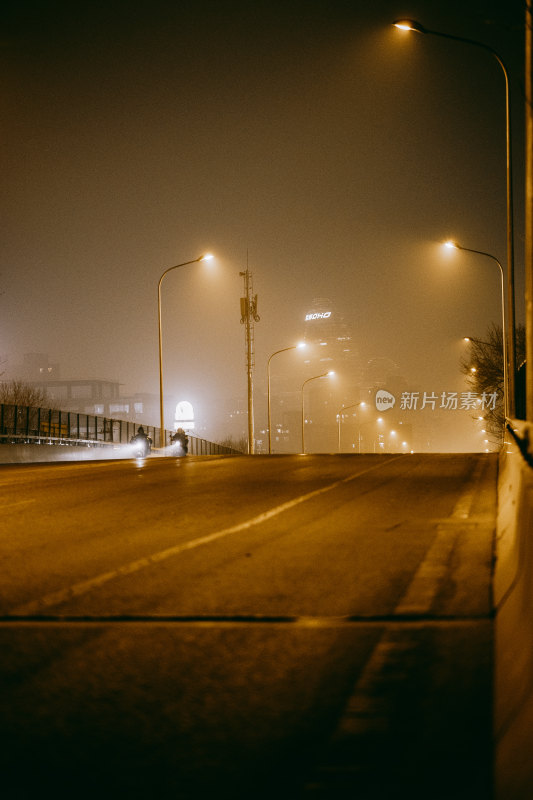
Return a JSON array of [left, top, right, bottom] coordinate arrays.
[[302, 297, 358, 374], [295, 298, 360, 452]]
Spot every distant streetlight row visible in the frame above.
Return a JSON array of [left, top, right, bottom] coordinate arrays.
[[161, 307, 406, 454], [393, 18, 515, 419], [157, 18, 515, 449], [267, 348, 366, 454], [267, 346, 337, 454], [336, 402, 366, 453]]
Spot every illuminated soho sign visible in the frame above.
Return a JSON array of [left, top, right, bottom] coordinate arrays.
[[305, 311, 331, 321]]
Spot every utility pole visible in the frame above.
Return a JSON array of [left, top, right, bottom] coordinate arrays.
[[240, 265, 260, 453]]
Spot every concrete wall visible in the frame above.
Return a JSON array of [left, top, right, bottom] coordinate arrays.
[[494, 421, 533, 798]]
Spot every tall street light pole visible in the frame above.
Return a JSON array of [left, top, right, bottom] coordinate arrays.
[[445, 241, 508, 420], [526, 2, 533, 421], [301, 372, 334, 455], [158, 254, 213, 449], [394, 19, 516, 416], [267, 343, 305, 454]]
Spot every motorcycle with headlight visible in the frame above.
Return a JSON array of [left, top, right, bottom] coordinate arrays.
[[130, 428, 151, 458], [170, 428, 188, 457]]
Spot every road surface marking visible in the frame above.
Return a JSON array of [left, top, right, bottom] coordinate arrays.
[[394, 458, 487, 616], [2, 499, 36, 510], [10, 456, 404, 616], [451, 458, 486, 519]]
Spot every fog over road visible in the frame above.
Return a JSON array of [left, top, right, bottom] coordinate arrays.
[[0, 453, 496, 798]]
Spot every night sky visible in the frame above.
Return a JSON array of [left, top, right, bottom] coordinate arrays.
[[0, 0, 526, 446]]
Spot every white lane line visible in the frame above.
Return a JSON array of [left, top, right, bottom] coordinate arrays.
[[10, 456, 404, 616], [393, 458, 487, 616], [393, 529, 458, 616], [450, 458, 486, 519], [2, 499, 36, 510]]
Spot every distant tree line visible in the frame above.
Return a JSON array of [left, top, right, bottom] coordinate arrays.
[[0, 380, 52, 408], [218, 435, 247, 453]]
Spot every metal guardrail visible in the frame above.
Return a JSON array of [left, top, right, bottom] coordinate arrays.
[[0, 404, 242, 456]]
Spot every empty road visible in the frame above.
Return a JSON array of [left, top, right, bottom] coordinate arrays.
[[0, 453, 496, 798]]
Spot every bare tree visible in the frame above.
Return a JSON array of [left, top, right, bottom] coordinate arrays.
[[0, 380, 52, 408], [218, 435, 247, 453], [460, 322, 525, 439]]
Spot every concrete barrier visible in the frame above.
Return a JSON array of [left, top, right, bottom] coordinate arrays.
[[0, 442, 239, 464], [494, 421, 533, 798], [0, 443, 131, 463]]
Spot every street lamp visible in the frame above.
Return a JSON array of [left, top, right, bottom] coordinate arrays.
[[267, 342, 305, 454], [301, 371, 334, 454], [445, 241, 508, 419], [464, 336, 499, 350], [394, 19, 516, 415], [157, 253, 213, 448], [358, 417, 384, 453], [336, 401, 366, 452]]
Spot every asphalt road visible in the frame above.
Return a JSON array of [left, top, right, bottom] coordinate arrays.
[[0, 453, 497, 798]]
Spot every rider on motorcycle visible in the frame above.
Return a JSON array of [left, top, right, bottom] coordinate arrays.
[[130, 426, 151, 455], [170, 427, 188, 454]]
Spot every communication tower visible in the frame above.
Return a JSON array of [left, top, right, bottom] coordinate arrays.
[[240, 266, 260, 454]]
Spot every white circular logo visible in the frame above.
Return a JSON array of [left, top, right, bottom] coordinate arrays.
[[375, 390, 396, 412]]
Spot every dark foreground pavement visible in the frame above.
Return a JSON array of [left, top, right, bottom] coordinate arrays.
[[0, 453, 496, 798]]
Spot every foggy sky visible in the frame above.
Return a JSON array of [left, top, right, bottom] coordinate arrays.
[[0, 0, 526, 446]]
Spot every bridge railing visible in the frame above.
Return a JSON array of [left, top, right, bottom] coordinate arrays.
[[0, 403, 241, 455]]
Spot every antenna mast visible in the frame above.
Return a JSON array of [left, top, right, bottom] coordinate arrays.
[[240, 262, 260, 454]]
